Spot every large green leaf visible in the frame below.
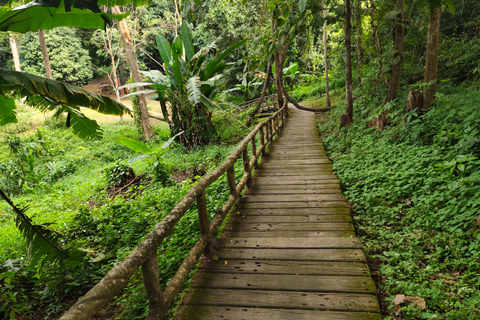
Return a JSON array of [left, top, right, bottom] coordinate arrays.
[[156, 33, 173, 66], [181, 22, 194, 62], [0, 69, 130, 138], [203, 38, 246, 80], [0, 0, 129, 33], [117, 136, 153, 153], [172, 35, 183, 61], [0, 95, 17, 125], [186, 76, 201, 104]]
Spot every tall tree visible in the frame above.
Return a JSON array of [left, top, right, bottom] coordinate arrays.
[[385, 0, 405, 103], [37, 29, 53, 79], [322, 0, 331, 107], [8, 33, 21, 72], [354, 0, 363, 85], [369, 0, 387, 88], [112, 6, 154, 139], [422, 5, 442, 109], [341, 0, 353, 127]]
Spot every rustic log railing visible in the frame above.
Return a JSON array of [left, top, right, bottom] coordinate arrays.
[[238, 94, 278, 112], [60, 105, 288, 320]]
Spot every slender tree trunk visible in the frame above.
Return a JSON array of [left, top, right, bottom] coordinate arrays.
[[369, 0, 387, 85], [355, 0, 363, 85], [322, 1, 331, 107], [341, 0, 353, 127], [423, 6, 442, 110], [248, 63, 272, 125], [9, 34, 21, 72], [112, 6, 154, 139], [385, 0, 405, 103], [274, 49, 286, 111], [38, 29, 53, 79]]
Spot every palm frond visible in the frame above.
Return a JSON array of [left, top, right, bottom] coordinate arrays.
[[0, 189, 86, 268]]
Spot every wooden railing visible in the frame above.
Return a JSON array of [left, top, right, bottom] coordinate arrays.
[[60, 105, 288, 320], [238, 94, 278, 113]]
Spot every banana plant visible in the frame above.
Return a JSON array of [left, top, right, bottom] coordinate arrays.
[[127, 22, 246, 147]]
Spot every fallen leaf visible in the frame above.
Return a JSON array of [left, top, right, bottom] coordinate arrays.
[[224, 261, 228, 266], [317, 200, 323, 203], [404, 296, 427, 309], [392, 294, 406, 305], [321, 212, 326, 215]]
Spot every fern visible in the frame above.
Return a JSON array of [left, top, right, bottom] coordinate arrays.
[[0, 190, 86, 268]]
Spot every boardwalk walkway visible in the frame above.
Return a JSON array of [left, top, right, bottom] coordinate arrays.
[[177, 106, 381, 319]]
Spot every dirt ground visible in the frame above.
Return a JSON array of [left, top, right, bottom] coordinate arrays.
[[81, 77, 165, 125]]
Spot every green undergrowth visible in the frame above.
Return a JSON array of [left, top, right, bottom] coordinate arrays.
[[0, 112, 249, 319], [317, 84, 480, 320]]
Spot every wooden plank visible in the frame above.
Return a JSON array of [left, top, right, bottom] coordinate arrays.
[[193, 273, 377, 294], [252, 188, 342, 194], [230, 222, 354, 232], [240, 194, 346, 202], [214, 238, 361, 249], [231, 215, 352, 223], [236, 207, 351, 215], [254, 171, 335, 177], [253, 175, 338, 182], [262, 158, 331, 164], [214, 248, 366, 262], [237, 201, 349, 209], [225, 230, 356, 238], [179, 306, 382, 320], [187, 289, 379, 312], [200, 260, 370, 276]]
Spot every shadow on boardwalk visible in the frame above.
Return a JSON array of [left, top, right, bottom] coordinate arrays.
[[176, 105, 381, 320]]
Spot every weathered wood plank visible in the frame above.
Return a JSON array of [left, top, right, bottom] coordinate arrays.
[[187, 289, 379, 312], [236, 207, 351, 215], [214, 237, 361, 249], [237, 201, 349, 209], [229, 222, 354, 232], [214, 248, 366, 262], [253, 176, 338, 183], [240, 194, 346, 202], [199, 260, 370, 276], [225, 230, 356, 238], [179, 306, 382, 320], [251, 188, 342, 194], [230, 214, 352, 223], [193, 273, 377, 294]]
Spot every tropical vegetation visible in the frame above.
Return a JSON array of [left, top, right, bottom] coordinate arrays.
[[0, 0, 479, 319]]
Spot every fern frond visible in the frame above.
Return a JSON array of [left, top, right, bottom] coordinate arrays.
[[0, 189, 86, 268]]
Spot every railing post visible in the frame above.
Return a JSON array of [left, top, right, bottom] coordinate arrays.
[[267, 120, 272, 141], [251, 138, 258, 169], [259, 126, 265, 147], [197, 193, 209, 235], [227, 166, 237, 197], [242, 149, 253, 191], [142, 249, 166, 320]]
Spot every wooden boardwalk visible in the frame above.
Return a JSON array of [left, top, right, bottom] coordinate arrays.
[[177, 106, 381, 320]]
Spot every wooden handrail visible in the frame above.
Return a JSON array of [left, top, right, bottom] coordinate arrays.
[[59, 105, 288, 320]]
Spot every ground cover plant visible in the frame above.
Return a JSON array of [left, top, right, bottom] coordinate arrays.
[[317, 85, 480, 319], [0, 107, 249, 318]]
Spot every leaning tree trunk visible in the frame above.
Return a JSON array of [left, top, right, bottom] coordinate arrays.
[[355, 0, 363, 86], [248, 63, 272, 126], [38, 29, 53, 79], [273, 49, 286, 111], [385, 0, 405, 103], [112, 6, 154, 139], [322, 1, 331, 107], [9, 33, 21, 72], [341, 0, 353, 127], [423, 6, 442, 110]]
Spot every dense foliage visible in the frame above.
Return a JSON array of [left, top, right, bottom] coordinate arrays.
[[318, 84, 480, 319]]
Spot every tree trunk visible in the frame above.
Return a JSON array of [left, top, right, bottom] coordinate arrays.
[[423, 6, 442, 110], [342, 0, 353, 127], [369, 0, 387, 86], [385, 0, 405, 103], [112, 6, 154, 139], [355, 0, 363, 86], [273, 49, 286, 112], [248, 63, 272, 125], [38, 29, 53, 79], [9, 34, 21, 72], [322, 1, 331, 107]]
